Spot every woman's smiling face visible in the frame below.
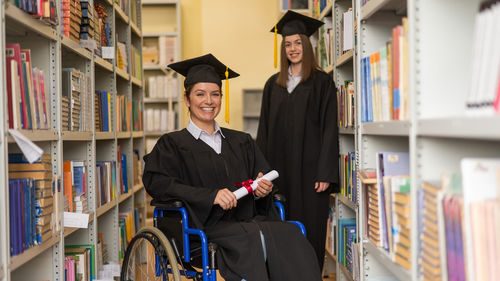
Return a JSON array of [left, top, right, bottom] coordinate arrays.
[[184, 82, 222, 125]]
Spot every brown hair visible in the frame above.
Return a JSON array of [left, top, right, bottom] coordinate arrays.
[[275, 34, 319, 88], [184, 83, 223, 112]]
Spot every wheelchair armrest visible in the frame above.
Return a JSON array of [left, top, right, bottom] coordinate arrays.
[[273, 193, 286, 203], [150, 198, 184, 208]]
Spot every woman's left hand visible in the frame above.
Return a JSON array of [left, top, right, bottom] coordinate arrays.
[[254, 172, 273, 198], [315, 181, 330, 193]]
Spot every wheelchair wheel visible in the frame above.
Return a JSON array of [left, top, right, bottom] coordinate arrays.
[[121, 226, 181, 281]]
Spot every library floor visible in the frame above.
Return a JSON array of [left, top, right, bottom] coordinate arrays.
[[138, 259, 337, 280]]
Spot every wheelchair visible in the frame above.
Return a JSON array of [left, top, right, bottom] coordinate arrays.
[[120, 194, 306, 281]]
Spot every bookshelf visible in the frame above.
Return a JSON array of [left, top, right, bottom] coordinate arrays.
[[326, 0, 500, 281], [1, 0, 146, 280], [141, 0, 181, 153]]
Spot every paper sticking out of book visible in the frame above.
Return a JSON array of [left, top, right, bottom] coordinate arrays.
[[64, 212, 89, 228], [8, 129, 44, 163], [101, 47, 115, 59]]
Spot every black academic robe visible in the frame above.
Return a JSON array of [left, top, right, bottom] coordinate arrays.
[[143, 128, 321, 281], [256, 70, 339, 267]]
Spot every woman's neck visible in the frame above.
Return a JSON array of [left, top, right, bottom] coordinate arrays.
[[192, 118, 216, 135], [290, 62, 302, 77]]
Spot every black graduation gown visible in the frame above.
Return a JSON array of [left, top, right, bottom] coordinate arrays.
[[256, 71, 339, 267], [143, 128, 322, 281]]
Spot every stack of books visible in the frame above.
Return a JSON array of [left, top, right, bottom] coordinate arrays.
[[420, 181, 443, 280], [8, 153, 54, 256]]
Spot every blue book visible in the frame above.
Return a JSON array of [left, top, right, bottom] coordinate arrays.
[[102, 91, 109, 132], [121, 154, 128, 193], [17, 179, 23, 253], [365, 57, 373, 122], [346, 225, 356, 269], [30, 179, 36, 246], [73, 164, 85, 196], [9, 180, 16, 256], [360, 58, 367, 122], [338, 218, 356, 264]]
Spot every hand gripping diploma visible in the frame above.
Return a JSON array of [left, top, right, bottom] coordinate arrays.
[[213, 170, 279, 210]]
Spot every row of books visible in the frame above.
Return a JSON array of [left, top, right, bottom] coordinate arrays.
[[118, 209, 141, 261], [94, 3, 112, 58], [340, 152, 357, 203], [117, 146, 129, 196], [6, 44, 51, 130], [8, 153, 56, 256], [61, 0, 82, 43], [418, 159, 500, 281], [360, 18, 409, 122], [64, 244, 96, 281], [337, 81, 355, 128], [317, 16, 333, 69], [338, 217, 358, 275], [62, 68, 92, 132], [14, 0, 57, 25], [130, 45, 142, 80], [95, 90, 111, 132], [63, 161, 88, 213], [312, 0, 333, 18], [467, 2, 500, 116], [359, 151, 411, 270], [147, 75, 179, 99], [96, 161, 116, 208], [143, 36, 177, 67], [116, 95, 143, 132], [145, 108, 177, 133]]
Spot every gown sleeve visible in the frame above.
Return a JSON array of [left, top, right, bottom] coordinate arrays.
[[245, 133, 280, 218], [316, 76, 340, 191], [142, 134, 218, 224], [256, 75, 275, 156]]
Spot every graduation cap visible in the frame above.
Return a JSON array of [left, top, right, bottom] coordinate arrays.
[[270, 10, 324, 67], [168, 54, 239, 123]]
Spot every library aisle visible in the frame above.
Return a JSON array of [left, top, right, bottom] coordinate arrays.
[[2, 0, 500, 281]]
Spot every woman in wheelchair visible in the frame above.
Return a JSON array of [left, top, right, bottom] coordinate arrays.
[[142, 54, 322, 281]]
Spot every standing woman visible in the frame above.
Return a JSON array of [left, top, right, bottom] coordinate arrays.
[[256, 10, 339, 269]]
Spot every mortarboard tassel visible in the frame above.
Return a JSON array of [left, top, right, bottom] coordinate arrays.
[[225, 66, 229, 123], [274, 25, 278, 68]]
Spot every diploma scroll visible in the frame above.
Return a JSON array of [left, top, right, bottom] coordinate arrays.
[[233, 170, 279, 200]]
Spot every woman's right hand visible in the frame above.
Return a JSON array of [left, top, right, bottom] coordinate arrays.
[[214, 188, 237, 210]]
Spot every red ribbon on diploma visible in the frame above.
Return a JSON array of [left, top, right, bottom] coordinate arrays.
[[236, 179, 254, 195]]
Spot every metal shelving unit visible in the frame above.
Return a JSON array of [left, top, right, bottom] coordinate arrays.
[[142, 0, 182, 153], [0, 0, 146, 279]]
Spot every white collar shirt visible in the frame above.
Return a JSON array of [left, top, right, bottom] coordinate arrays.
[[287, 66, 302, 93], [186, 119, 225, 154]]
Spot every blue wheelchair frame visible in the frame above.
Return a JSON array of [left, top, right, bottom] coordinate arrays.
[[153, 201, 306, 281]]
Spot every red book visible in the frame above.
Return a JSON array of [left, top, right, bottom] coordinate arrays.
[[6, 44, 28, 129]]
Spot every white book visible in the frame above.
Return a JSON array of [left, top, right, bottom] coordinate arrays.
[[160, 109, 168, 132], [343, 10, 353, 51], [148, 76, 156, 98], [146, 108, 154, 132], [154, 109, 161, 131]]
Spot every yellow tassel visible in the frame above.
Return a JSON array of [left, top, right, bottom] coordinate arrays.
[[274, 25, 278, 68], [225, 66, 229, 123]]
